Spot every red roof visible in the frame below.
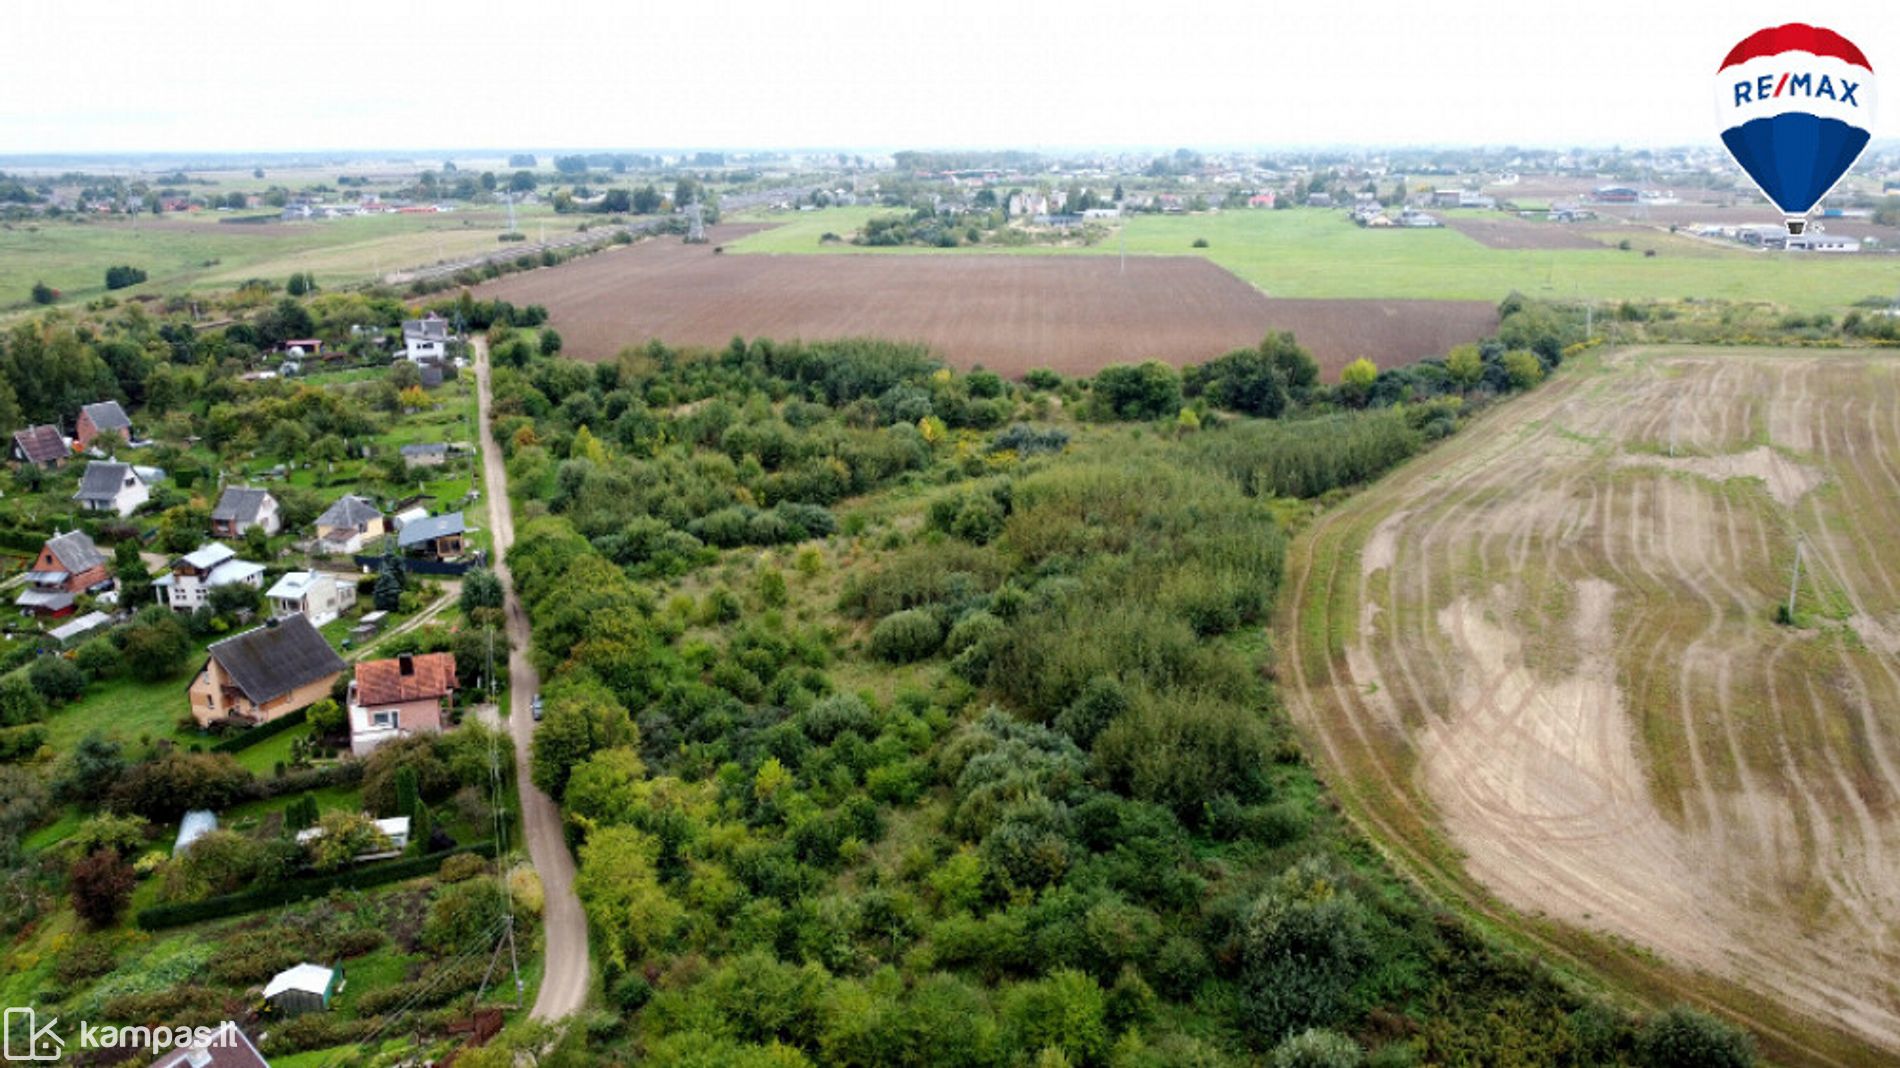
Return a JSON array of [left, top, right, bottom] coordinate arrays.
[[355, 652, 457, 705]]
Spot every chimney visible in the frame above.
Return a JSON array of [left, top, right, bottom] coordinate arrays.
[[399, 654, 414, 677]]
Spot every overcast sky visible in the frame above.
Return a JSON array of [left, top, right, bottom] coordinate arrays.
[[3, 0, 1893, 155]]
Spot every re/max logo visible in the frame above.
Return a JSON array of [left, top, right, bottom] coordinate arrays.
[[1733, 72, 1862, 107]]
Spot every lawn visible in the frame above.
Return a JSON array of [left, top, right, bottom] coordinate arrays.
[[730, 205, 1900, 311], [38, 635, 224, 751]]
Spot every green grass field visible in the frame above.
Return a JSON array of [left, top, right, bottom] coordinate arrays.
[[731, 206, 1898, 312], [0, 204, 582, 311]]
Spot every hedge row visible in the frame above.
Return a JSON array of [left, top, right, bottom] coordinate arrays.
[[207, 707, 308, 754], [135, 840, 497, 930]]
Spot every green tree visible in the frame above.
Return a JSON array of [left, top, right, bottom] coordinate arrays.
[[1337, 358, 1378, 407], [460, 568, 504, 613], [1240, 858, 1372, 1043], [1502, 349, 1544, 390], [304, 810, 392, 872], [122, 610, 191, 681], [27, 656, 85, 704], [30, 281, 56, 306], [1637, 1007, 1755, 1068], [394, 765, 421, 820], [1270, 1029, 1363, 1068], [1001, 969, 1108, 1066], [308, 698, 345, 738], [373, 549, 406, 612], [576, 825, 681, 971], [0, 674, 46, 726], [55, 733, 126, 803], [164, 829, 267, 901], [113, 541, 153, 606], [531, 680, 637, 800], [1445, 343, 1483, 389], [65, 812, 146, 858], [423, 875, 508, 951], [1091, 362, 1182, 421], [408, 802, 434, 855]]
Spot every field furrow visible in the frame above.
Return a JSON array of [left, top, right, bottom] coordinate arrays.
[[1278, 346, 1900, 1065]]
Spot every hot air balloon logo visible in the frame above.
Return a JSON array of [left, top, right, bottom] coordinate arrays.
[[1714, 24, 1877, 236]]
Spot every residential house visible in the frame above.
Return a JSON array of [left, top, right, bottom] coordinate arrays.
[[73, 460, 150, 517], [402, 315, 451, 363], [266, 570, 358, 627], [15, 529, 112, 618], [262, 963, 340, 1016], [75, 400, 133, 448], [399, 443, 448, 468], [313, 495, 387, 554], [1247, 193, 1277, 208], [348, 652, 457, 755], [396, 512, 466, 561], [212, 486, 282, 539], [186, 613, 346, 726], [278, 338, 324, 358], [11, 424, 68, 467], [147, 1026, 271, 1068], [156, 543, 266, 612]]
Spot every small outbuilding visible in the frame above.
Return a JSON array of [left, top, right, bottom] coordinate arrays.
[[262, 962, 340, 1016]]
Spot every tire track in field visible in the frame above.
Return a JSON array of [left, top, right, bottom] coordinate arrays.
[[1278, 347, 1900, 1064]]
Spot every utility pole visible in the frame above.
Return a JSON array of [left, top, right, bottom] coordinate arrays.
[[1786, 536, 1805, 622]]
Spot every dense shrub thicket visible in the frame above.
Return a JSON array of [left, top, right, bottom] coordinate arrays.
[[493, 318, 1746, 1065]]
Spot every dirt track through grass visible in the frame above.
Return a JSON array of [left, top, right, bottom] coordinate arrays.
[[1280, 346, 1900, 1066]]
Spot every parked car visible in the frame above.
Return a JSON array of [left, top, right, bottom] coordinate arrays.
[[531, 692, 543, 721]]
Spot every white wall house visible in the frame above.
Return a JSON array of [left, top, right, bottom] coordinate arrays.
[[266, 570, 358, 627], [72, 461, 150, 517], [402, 315, 451, 363], [155, 543, 266, 611]]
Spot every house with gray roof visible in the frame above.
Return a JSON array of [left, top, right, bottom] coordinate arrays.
[[212, 486, 282, 539], [314, 495, 386, 554], [187, 613, 346, 726], [73, 460, 150, 517], [15, 529, 112, 618], [399, 443, 449, 467], [395, 512, 466, 561], [76, 400, 133, 448], [402, 315, 451, 364]]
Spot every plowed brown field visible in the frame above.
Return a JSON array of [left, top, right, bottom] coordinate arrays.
[[1281, 346, 1900, 1067], [470, 224, 1497, 377]]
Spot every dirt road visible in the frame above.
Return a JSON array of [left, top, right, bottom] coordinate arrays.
[[474, 337, 589, 1020]]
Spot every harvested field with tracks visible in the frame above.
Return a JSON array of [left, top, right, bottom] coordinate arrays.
[[1280, 346, 1900, 1066], [471, 224, 1497, 376]]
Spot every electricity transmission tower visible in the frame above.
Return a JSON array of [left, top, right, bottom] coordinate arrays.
[[685, 200, 708, 244]]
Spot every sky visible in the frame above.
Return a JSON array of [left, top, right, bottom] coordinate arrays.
[[2, 0, 1894, 155]]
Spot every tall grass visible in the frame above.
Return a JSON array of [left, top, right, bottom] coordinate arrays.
[[1193, 409, 1421, 500]]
